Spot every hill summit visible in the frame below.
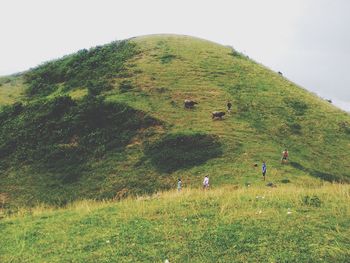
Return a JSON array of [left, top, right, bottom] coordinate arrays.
[[0, 34, 350, 208]]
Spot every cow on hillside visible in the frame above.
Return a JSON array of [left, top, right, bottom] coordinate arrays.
[[184, 99, 198, 109], [212, 111, 225, 120]]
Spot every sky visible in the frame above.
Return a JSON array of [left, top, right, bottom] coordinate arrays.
[[1, 0, 349, 111]]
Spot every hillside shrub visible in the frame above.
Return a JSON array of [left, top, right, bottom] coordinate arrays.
[[284, 98, 308, 116], [288, 122, 302, 135], [144, 132, 222, 173], [228, 46, 244, 59], [0, 102, 23, 121], [0, 95, 160, 182], [119, 80, 134, 93], [339, 121, 350, 135], [24, 40, 138, 97], [302, 195, 322, 207], [281, 178, 291, 184], [160, 54, 176, 64], [87, 78, 113, 96]]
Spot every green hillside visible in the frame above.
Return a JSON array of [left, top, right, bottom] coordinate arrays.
[[1, 184, 349, 262], [0, 34, 350, 209]]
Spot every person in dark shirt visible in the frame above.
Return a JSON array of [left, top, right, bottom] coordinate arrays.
[[262, 161, 267, 181], [227, 101, 232, 113]]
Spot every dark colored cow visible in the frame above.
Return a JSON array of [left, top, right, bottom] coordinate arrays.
[[184, 99, 198, 109], [212, 111, 225, 119], [278, 71, 283, 75]]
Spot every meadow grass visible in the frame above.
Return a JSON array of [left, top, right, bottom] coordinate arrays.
[[0, 75, 25, 105], [1, 183, 349, 262]]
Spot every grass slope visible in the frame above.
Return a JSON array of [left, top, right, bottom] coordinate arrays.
[[0, 35, 350, 209], [0, 75, 25, 105], [1, 184, 349, 262]]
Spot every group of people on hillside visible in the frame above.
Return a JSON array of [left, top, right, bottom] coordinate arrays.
[[177, 175, 210, 191], [176, 149, 289, 190], [256, 149, 289, 182], [258, 149, 290, 181]]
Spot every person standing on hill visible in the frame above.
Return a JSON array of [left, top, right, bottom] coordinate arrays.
[[203, 176, 209, 189], [281, 148, 289, 164], [227, 101, 232, 113], [262, 161, 267, 181], [177, 178, 182, 191]]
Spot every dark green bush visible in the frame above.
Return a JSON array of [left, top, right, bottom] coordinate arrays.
[[0, 102, 24, 122], [339, 121, 350, 135], [87, 78, 113, 96], [0, 95, 160, 182], [302, 195, 322, 207], [229, 47, 244, 59], [288, 122, 302, 135], [281, 178, 290, 184], [144, 132, 222, 173], [160, 54, 176, 64], [24, 40, 138, 97], [284, 99, 308, 116], [119, 80, 134, 93]]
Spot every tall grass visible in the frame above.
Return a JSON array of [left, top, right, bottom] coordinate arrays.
[[1, 184, 349, 262]]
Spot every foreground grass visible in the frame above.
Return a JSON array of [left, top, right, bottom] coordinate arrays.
[[1, 184, 349, 262]]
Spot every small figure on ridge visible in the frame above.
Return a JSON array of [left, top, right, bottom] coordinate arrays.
[[177, 178, 182, 191], [281, 148, 289, 164], [227, 101, 232, 113], [262, 161, 267, 181], [203, 175, 209, 189]]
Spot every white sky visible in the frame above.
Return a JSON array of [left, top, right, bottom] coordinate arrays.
[[1, 0, 349, 111]]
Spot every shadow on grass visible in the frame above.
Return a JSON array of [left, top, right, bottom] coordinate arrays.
[[0, 95, 161, 184], [290, 161, 348, 183], [144, 132, 223, 173]]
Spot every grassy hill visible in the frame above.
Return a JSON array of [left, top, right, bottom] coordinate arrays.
[[1, 34, 350, 262], [1, 184, 349, 262], [0, 34, 350, 210]]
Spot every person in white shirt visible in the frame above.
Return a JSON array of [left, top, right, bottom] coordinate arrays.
[[203, 176, 209, 189], [177, 178, 182, 191]]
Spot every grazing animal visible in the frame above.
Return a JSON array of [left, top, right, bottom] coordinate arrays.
[[184, 99, 198, 109], [212, 111, 225, 119], [278, 71, 283, 75]]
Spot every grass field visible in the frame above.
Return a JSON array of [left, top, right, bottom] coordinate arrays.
[[1, 183, 349, 262], [1, 34, 350, 262]]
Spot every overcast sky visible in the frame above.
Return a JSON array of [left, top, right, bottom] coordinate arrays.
[[1, 0, 349, 111]]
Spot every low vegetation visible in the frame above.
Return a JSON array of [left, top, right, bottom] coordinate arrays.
[[1, 184, 349, 262], [0, 95, 160, 206], [24, 40, 137, 97]]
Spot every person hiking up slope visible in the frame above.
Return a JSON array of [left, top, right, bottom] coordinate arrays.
[[177, 178, 182, 191], [262, 161, 267, 181], [227, 101, 232, 113], [281, 148, 289, 164], [203, 176, 209, 189]]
